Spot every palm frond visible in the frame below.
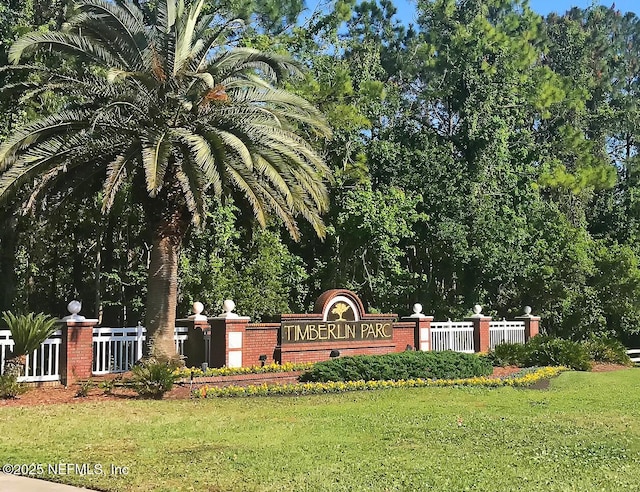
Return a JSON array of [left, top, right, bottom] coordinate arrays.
[[72, 0, 147, 69], [174, 0, 206, 72], [216, 129, 255, 171], [231, 86, 332, 135], [250, 178, 301, 240], [224, 165, 266, 227], [102, 152, 131, 213], [188, 18, 244, 72], [174, 166, 205, 226], [157, 0, 178, 33], [9, 31, 121, 68], [0, 111, 93, 170], [171, 128, 222, 197], [2, 312, 58, 358], [209, 48, 302, 84], [141, 132, 171, 195]]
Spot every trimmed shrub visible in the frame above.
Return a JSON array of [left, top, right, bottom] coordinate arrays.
[[299, 351, 493, 383], [489, 343, 528, 367], [497, 335, 590, 371], [0, 373, 23, 399], [524, 336, 592, 371], [490, 335, 612, 371]]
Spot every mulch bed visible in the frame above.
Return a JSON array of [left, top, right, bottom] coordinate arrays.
[[0, 364, 630, 407]]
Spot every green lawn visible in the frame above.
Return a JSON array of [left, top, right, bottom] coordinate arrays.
[[1, 369, 640, 491]]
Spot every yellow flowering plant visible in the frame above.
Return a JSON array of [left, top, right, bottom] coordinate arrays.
[[175, 362, 314, 379], [192, 366, 568, 398]]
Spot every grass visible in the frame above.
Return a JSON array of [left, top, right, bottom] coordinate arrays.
[[1, 369, 640, 491]]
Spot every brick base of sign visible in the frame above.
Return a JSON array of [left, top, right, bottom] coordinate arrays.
[[186, 371, 304, 388], [279, 340, 399, 364], [243, 323, 280, 367], [393, 321, 419, 351]]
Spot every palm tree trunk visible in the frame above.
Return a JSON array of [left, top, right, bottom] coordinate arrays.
[[4, 354, 26, 378], [0, 212, 19, 311], [143, 177, 191, 362], [145, 232, 182, 360]]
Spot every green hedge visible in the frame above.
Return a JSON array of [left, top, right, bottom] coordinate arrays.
[[299, 351, 493, 383]]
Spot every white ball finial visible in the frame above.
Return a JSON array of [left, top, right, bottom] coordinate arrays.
[[190, 301, 207, 320], [409, 303, 426, 318], [473, 304, 482, 315], [193, 302, 204, 315], [219, 299, 239, 318], [223, 299, 235, 313], [62, 300, 85, 321], [68, 300, 82, 315], [523, 306, 532, 316]]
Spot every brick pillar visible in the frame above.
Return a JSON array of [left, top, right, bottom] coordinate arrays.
[[416, 317, 434, 351], [208, 300, 251, 368], [516, 314, 541, 341], [402, 303, 434, 351], [466, 314, 492, 353], [401, 314, 434, 351], [177, 317, 209, 368], [208, 317, 250, 368], [59, 318, 98, 386]]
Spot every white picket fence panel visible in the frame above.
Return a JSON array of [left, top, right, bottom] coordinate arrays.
[[93, 325, 190, 375], [489, 319, 526, 350], [92, 325, 145, 375], [0, 325, 191, 381], [430, 321, 475, 353], [174, 326, 188, 357], [0, 329, 63, 382], [627, 348, 640, 364]]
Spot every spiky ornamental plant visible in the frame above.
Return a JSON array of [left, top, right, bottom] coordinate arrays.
[[2, 312, 58, 377], [0, 0, 332, 361]]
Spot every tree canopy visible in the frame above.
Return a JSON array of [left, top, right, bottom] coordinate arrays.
[[2, 0, 640, 344], [0, 0, 332, 358]]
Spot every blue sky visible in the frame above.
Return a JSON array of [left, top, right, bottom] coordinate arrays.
[[392, 1, 639, 25]]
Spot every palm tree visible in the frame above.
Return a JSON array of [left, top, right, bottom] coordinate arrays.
[[0, 0, 332, 361]]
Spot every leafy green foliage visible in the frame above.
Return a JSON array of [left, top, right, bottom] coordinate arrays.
[[1, 311, 57, 358], [0, 373, 23, 399], [491, 336, 593, 371], [75, 379, 95, 398], [489, 343, 530, 367], [4, 0, 640, 348], [310, 186, 428, 313], [179, 201, 309, 320], [129, 359, 182, 399], [582, 334, 633, 366], [299, 351, 493, 382], [525, 336, 592, 371]]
